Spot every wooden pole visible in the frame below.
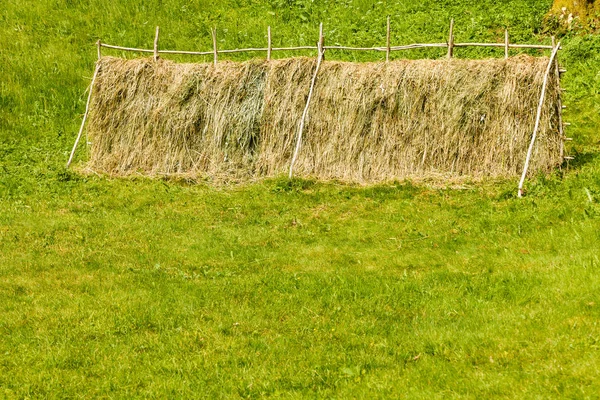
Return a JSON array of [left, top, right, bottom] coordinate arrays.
[[447, 19, 454, 59], [97, 40, 555, 57], [318, 22, 324, 58], [504, 29, 509, 59], [267, 26, 272, 61], [97, 40, 102, 60], [67, 64, 100, 168], [153, 26, 160, 61], [517, 43, 561, 197], [212, 27, 218, 67], [551, 35, 566, 161], [386, 16, 391, 62], [289, 24, 325, 179]]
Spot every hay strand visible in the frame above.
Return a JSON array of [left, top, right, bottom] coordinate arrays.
[[517, 43, 561, 197]]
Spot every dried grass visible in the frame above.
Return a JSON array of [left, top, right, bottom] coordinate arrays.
[[86, 55, 562, 183]]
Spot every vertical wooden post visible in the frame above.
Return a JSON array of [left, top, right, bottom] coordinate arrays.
[[212, 27, 218, 67], [551, 35, 566, 160], [97, 40, 102, 60], [318, 22, 324, 56], [153, 26, 160, 61], [386, 16, 391, 63], [447, 19, 454, 59], [504, 29, 509, 59], [267, 26, 272, 61]]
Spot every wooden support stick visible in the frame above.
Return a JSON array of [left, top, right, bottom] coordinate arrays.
[[386, 16, 391, 62], [67, 64, 100, 168], [554, 48, 566, 160], [153, 26, 160, 61], [447, 19, 454, 59], [267, 26, 272, 61], [289, 25, 325, 179], [504, 29, 509, 59], [212, 27, 218, 66], [97, 40, 102, 60], [318, 22, 324, 57], [517, 43, 561, 197]]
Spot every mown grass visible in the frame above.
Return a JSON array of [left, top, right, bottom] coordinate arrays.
[[2, 175, 600, 397], [1, 0, 600, 397]]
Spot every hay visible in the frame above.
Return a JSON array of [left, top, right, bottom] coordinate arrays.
[[86, 55, 562, 183]]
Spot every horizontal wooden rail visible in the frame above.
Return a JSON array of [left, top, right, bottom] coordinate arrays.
[[392, 43, 447, 50], [220, 46, 316, 53], [454, 43, 555, 49], [160, 49, 213, 55], [100, 43, 155, 53], [326, 45, 387, 51], [99, 41, 555, 57], [99, 43, 317, 55], [271, 46, 316, 51]]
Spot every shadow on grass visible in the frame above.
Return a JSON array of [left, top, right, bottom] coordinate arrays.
[[564, 148, 600, 170]]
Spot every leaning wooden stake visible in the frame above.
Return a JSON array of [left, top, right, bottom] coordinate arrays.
[[289, 23, 324, 179], [447, 19, 454, 58], [386, 16, 391, 62], [153, 26, 160, 61], [267, 26, 272, 61], [212, 28, 218, 66], [66, 63, 100, 168], [504, 29, 509, 59], [517, 43, 561, 197]]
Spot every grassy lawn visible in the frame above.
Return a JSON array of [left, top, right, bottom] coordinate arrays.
[[1, 0, 600, 397]]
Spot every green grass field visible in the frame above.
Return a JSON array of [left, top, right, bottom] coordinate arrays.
[[1, 0, 600, 397]]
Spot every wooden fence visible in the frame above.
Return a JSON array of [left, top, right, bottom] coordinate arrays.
[[96, 18, 557, 64]]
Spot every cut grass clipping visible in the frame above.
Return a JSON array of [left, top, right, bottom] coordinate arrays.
[[85, 55, 562, 183]]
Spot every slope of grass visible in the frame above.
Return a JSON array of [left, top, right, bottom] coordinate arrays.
[[1, 0, 600, 397]]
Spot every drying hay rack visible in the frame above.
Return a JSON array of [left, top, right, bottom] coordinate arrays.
[[68, 19, 571, 197]]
